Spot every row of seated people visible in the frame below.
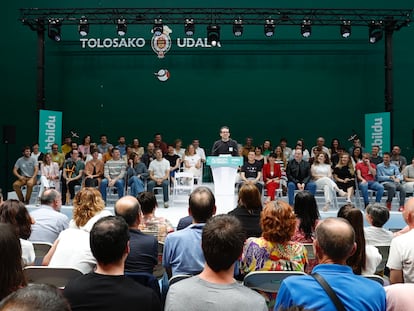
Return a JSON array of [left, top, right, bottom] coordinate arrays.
[[13, 142, 204, 207], [1, 185, 413, 310], [238, 147, 412, 212]]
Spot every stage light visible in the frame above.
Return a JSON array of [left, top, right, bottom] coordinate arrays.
[[153, 18, 163, 36], [116, 18, 127, 36], [264, 19, 275, 37], [340, 21, 351, 38], [78, 17, 89, 37], [48, 19, 61, 42], [301, 19, 312, 38], [207, 25, 220, 47], [233, 19, 243, 37], [184, 18, 195, 36], [369, 21, 383, 44]]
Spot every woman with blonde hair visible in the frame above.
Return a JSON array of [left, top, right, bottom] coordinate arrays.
[[43, 188, 112, 273], [228, 183, 262, 237], [333, 153, 355, 203], [183, 144, 202, 178]]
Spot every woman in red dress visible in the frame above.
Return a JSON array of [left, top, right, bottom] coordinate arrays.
[[262, 153, 282, 201]]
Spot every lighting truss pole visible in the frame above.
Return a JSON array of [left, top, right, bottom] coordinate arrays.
[[384, 18, 395, 146], [36, 21, 46, 111]]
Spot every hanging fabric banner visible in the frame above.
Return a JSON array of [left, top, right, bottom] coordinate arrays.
[[39, 110, 62, 153], [365, 112, 390, 156]]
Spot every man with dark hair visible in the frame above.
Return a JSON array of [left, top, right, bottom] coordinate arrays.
[[12, 146, 38, 204], [64, 216, 161, 311], [364, 203, 393, 246], [0, 284, 71, 311], [100, 147, 126, 203], [275, 218, 386, 311], [137, 192, 174, 242], [97, 134, 113, 155], [356, 152, 384, 208], [29, 189, 69, 244], [211, 126, 239, 156], [62, 149, 85, 205], [165, 215, 267, 311], [376, 152, 406, 211], [114, 196, 158, 273], [153, 133, 168, 154], [370, 145, 383, 165], [163, 186, 216, 277], [147, 148, 170, 208]]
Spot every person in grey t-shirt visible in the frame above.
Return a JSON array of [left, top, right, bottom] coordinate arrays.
[[165, 215, 267, 311], [13, 146, 38, 204]]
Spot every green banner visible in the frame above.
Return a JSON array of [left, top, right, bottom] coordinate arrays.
[[365, 112, 390, 156], [39, 110, 62, 153]]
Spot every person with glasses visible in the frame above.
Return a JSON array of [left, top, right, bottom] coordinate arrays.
[[211, 126, 239, 156]]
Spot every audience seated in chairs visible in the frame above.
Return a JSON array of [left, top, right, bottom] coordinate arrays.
[[337, 204, 381, 275], [333, 152, 355, 203], [402, 156, 414, 194], [165, 215, 267, 311], [239, 151, 263, 194], [275, 217, 386, 311], [0, 200, 35, 266], [126, 152, 148, 197], [38, 153, 60, 201], [137, 192, 174, 243], [147, 148, 170, 208], [228, 183, 262, 237], [63, 216, 161, 311], [364, 203, 393, 246], [43, 188, 112, 274], [12, 146, 38, 204], [163, 186, 216, 278], [83, 148, 104, 188], [114, 196, 158, 274], [356, 153, 384, 208], [0, 223, 27, 301], [182, 144, 202, 181], [100, 147, 126, 203]]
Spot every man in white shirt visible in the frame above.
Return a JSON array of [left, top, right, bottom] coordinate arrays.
[[192, 139, 206, 163], [147, 148, 170, 208], [364, 203, 393, 246], [387, 197, 414, 284]]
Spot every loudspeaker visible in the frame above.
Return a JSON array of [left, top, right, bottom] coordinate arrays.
[[3, 125, 16, 144]]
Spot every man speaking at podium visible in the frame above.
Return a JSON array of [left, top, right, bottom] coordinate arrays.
[[211, 126, 239, 156]]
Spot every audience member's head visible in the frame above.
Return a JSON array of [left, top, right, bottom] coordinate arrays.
[[72, 187, 105, 228], [0, 199, 32, 239], [114, 195, 142, 227], [337, 204, 366, 274], [365, 203, 390, 228], [0, 223, 26, 301], [202, 215, 245, 272], [0, 284, 71, 311], [90, 216, 130, 265], [403, 197, 414, 228], [314, 217, 355, 263], [238, 183, 262, 212], [40, 189, 62, 211], [188, 187, 216, 223], [293, 191, 320, 239], [137, 192, 157, 215], [261, 200, 296, 243]]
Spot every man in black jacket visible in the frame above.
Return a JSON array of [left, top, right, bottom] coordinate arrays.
[[286, 149, 316, 205]]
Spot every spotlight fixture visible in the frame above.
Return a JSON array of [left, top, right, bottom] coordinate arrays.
[[301, 19, 312, 38], [184, 18, 195, 36], [340, 21, 351, 38], [48, 19, 61, 42], [116, 18, 127, 36], [264, 19, 275, 37], [78, 17, 89, 37], [369, 21, 383, 44], [207, 25, 220, 47], [233, 18, 243, 37], [153, 18, 163, 36]]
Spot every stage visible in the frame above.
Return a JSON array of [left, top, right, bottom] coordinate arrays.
[[23, 182, 407, 231]]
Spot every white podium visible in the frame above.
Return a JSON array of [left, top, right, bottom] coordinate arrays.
[[207, 156, 243, 214]]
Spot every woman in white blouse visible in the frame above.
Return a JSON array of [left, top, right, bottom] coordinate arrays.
[[183, 144, 202, 178], [311, 152, 346, 211], [39, 153, 60, 199]]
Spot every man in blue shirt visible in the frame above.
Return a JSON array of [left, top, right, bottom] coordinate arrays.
[[376, 152, 406, 212], [275, 217, 386, 311], [163, 186, 216, 278]]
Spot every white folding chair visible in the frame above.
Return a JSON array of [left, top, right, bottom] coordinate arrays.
[[24, 266, 83, 289], [172, 172, 194, 203], [243, 271, 306, 293]]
